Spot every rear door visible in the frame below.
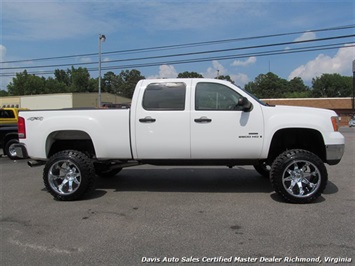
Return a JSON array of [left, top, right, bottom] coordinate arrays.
[[190, 80, 264, 159], [133, 81, 191, 159]]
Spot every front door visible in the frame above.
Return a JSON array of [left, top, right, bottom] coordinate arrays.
[[190, 81, 264, 159]]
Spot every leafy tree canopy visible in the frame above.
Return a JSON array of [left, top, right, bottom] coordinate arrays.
[[0, 90, 8, 96], [177, 71, 203, 78], [114, 69, 145, 98], [311, 73, 352, 97], [4, 68, 353, 99]]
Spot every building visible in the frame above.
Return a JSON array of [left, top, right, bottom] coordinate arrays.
[[263, 97, 354, 127]]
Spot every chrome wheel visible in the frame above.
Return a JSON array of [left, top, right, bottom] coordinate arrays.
[[44, 150, 95, 201], [282, 160, 321, 198], [8, 143, 18, 158], [271, 149, 327, 203], [48, 160, 81, 195]]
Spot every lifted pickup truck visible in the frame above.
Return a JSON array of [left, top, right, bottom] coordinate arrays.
[[16, 79, 344, 203]]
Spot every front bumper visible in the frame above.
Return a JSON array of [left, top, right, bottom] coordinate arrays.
[[14, 143, 29, 159], [326, 144, 345, 165]]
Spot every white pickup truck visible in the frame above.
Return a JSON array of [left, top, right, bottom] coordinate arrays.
[[16, 78, 345, 203]]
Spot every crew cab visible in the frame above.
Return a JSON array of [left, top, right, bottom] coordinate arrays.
[[15, 79, 345, 203]]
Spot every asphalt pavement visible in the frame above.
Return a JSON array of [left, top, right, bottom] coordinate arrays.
[[1, 128, 354, 265]]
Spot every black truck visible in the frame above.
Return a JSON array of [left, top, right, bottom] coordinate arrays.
[[0, 124, 20, 159]]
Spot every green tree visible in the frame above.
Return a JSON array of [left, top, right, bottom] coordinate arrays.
[[45, 77, 68, 94], [7, 70, 46, 95], [67, 67, 91, 92], [0, 90, 9, 97], [102, 71, 117, 93], [89, 78, 99, 93], [177, 71, 203, 78], [216, 75, 234, 84], [311, 73, 352, 97], [54, 69, 70, 86], [244, 72, 287, 98], [7, 71, 28, 95], [284, 77, 311, 98], [115, 69, 145, 98]]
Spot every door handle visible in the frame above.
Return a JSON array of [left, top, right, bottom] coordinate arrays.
[[194, 116, 212, 123], [139, 116, 156, 123]]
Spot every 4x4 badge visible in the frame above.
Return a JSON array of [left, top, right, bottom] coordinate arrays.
[[28, 117, 43, 121]]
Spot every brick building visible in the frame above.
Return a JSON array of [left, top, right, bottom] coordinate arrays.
[[263, 97, 354, 127]]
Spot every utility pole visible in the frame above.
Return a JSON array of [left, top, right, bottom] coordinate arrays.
[[98, 34, 106, 108]]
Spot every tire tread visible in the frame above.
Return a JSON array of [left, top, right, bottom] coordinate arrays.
[[270, 149, 327, 203], [43, 150, 95, 201]]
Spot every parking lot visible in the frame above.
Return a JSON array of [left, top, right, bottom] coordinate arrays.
[[1, 128, 354, 265]]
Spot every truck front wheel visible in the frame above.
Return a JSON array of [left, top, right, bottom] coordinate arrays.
[[270, 149, 327, 203], [43, 150, 95, 201]]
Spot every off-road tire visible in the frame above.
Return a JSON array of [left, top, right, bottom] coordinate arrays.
[[270, 149, 327, 203], [43, 150, 96, 201]]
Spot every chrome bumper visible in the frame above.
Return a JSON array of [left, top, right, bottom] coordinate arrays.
[[326, 144, 344, 165]]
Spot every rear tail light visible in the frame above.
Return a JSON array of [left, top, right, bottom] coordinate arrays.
[[331, 116, 340, 132], [18, 117, 26, 138]]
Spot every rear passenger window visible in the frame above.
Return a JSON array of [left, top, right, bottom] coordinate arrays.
[[143, 82, 186, 111]]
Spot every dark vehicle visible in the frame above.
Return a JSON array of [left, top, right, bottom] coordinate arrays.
[[0, 125, 20, 160], [0, 108, 29, 159]]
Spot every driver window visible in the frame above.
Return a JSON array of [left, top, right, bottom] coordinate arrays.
[[195, 82, 243, 111]]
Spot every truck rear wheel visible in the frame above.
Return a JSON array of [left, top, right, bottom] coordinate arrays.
[[270, 149, 327, 203], [43, 150, 95, 201]]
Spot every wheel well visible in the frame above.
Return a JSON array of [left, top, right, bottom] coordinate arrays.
[[47, 130, 96, 158], [4, 133, 18, 145], [267, 128, 325, 164]]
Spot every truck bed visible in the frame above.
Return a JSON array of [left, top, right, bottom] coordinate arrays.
[[19, 109, 132, 160]]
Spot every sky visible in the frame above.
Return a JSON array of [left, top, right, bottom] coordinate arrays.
[[1, 0, 355, 91]]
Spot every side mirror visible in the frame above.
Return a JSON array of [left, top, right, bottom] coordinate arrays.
[[237, 97, 252, 112]]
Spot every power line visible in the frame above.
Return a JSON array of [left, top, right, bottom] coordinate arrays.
[[2, 42, 353, 77], [1, 24, 354, 64], [1, 34, 354, 71], [1, 25, 354, 78], [95, 44, 355, 71]]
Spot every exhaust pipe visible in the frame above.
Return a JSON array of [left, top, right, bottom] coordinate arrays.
[[27, 160, 46, 167]]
